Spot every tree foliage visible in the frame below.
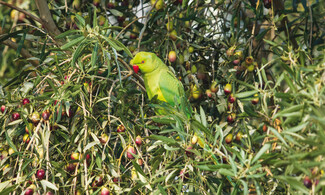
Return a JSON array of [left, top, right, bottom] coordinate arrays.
[[0, 0, 324, 194]]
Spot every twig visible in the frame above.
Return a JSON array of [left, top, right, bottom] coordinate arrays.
[[0, 1, 42, 23], [13, 120, 43, 195], [79, 92, 89, 195], [34, 0, 61, 38], [2, 39, 39, 66], [115, 16, 146, 40], [117, 57, 145, 90], [137, 0, 158, 51]]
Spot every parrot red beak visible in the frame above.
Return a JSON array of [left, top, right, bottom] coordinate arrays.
[[133, 65, 139, 73]]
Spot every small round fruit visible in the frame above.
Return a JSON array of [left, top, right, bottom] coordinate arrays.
[[93, 0, 100, 7], [236, 132, 243, 141], [36, 169, 45, 180], [169, 30, 177, 41], [228, 94, 236, 103], [137, 158, 143, 166], [303, 176, 312, 188], [127, 146, 136, 159], [46, 192, 54, 195], [185, 146, 193, 157], [101, 187, 110, 195], [178, 54, 184, 64], [234, 51, 243, 60], [12, 112, 20, 120], [8, 148, 15, 155], [191, 134, 198, 145], [100, 133, 109, 144], [66, 163, 76, 172], [188, 46, 194, 53], [117, 16, 125, 23], [25, 189, 34, 195], [184, 21, 190, 28], [227, 113, 236, 124], [210, 81, 219, 93], [42, 111, 50, 121], [224, 84, 232, 95], [92, 176, 104, 187], [135, 136, 142, 146], [98, 15, 106, 26], [30, 111, 40, 124], [180, 169, 189, 180], [262, 124, 268, 132], [1, 105, 5, 113], [191, 65, 197, 73], [25, 123, 34, 133], [117, 125, 125, 132], [225, 133, 233, 144], [166, 21, 173, 32], [107, 2, 115, 9], [245, 56, 254, 65], [0, 151, 8, 160], [205, 89, 212, 98], [155, 0, 164, 10], [263, 0, 272, 8], [192, 91, 201, 100], [71, 152, 80, 160], [226, 46, 236, 57], [23, 134, 30, 144], [22, 98, 30, 105], [232, 59, 240, 65], [252, 94, 259, 105], [168, 51, 177, 63], [247, 65, 255, 72]]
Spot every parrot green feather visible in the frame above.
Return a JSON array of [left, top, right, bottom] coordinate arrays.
[[131, 52, 190, 115]]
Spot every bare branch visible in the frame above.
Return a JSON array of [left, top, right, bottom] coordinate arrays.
[[0, 1, 42, 24], [34, 0, 61, 37], [2, 39, 39, 66]]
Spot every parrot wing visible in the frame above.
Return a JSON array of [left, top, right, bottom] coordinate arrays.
[[158, 70, 184, 106]]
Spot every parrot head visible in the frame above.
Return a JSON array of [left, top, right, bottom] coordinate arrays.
[[130, 52, 159, 74]]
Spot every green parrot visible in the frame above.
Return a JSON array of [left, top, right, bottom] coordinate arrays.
[[130, 52, 189, 113]]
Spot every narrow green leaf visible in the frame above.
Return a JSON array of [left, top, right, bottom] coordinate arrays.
[[240, 180, 248, 195], [235, 90, 258, 99], [251, 143, 271, 164], [149, 135, 176, 144], [0, 184, 17, 195], [5, 130, 17, 152], [218, 168, 235, 177], [273, 104, 304, 118], [61, 36, 85, 50], [16, 30, 27, 57], [91, 43, 98, 68], [109, 38, 133, 57], [200, 106, 207, 127], [269, 127, 288, 147], [196, 164, 231, 171], [84, 141, 100, 152], [93, 10, 97, 27], [132, 160, 147, 178], [75, 14, 85, 26], [40, 180, 58, 191], [127, 183, 144, 195], [263, 39, 277, 46], [158, 184, 168, 195], [55, 30, 82, 39], [46, 78, 58, 95], [276, 176, 309, 194]]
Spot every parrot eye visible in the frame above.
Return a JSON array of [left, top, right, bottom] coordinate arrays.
[[141, 60, 145, 63]]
